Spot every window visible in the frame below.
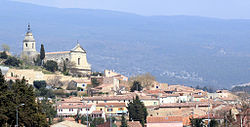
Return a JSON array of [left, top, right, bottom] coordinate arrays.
[[25, 43, 28, 47], [104, 100, 107, 103], [78, 58, 80, 65], [100, 108, 102, 111], [32, 43, 34, 48], [80, 108, 82, 111], [154, 102, 157, 105], [66, 58, 69, 61], [107, 108, 113, 112], [86, 108, 90, 111], [156, 86, 159, 89]]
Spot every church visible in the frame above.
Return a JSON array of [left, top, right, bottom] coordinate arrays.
[[21, 24, 91, 74]]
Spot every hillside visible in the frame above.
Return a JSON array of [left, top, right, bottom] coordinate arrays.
[[0, 0, 250, 88]]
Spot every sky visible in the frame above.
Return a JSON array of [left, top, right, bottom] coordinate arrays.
[[12, 0, 250, 19]]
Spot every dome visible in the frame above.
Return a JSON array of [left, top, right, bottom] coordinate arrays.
[[23, 32, 35, 42]]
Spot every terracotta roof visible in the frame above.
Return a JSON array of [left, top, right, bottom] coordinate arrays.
[[144, 90, 165, 94], [198, 114, 224, 119], [58, 104, 92, 109], [46, 51, 70, 55], [96, 103, 126, 107], [116, 121, 142, 127], [160, 94, 180, 97], [51, 120, 85, 127], [160, 102, 210, 108], [147, 116, 183, 123], [92, 110, 103, 114], [82, 95, 134, 101], [193, 94, 206, 98]]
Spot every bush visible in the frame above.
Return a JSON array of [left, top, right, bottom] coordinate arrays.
[[33, 80, 47, 89], [4, 56, 20, 67], [43, 60, 58, 72], [0, 51, 8, 59]]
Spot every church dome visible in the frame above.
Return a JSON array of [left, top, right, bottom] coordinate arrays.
[[23, 32, 35, 42]]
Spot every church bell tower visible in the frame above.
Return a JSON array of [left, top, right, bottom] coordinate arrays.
[[21, 24, 38, 60]]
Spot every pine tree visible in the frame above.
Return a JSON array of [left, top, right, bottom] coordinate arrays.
[[127, 95, 148, 126], [130, 81, 143, 92], [120, 114, 128, 127], [0, 71, 48, 127], [40, 44, 45, 65]]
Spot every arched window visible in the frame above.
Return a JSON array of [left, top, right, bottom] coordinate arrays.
[[25, 43, 28, 47], [78, 58, 80, 65], [32, 43, 34, 49]]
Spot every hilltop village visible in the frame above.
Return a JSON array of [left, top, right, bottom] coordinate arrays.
[[0, 25, 249, 127]]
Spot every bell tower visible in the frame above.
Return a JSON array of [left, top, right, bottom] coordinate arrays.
[[21, 24, 38, 59]]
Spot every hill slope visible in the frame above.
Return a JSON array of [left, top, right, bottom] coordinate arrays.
[[0, 0, 250, 88]]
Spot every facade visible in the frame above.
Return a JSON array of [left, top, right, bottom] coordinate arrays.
[[45, 43, 91, 74], [21, 24, 39, 60], [96, 103, 127, 116]]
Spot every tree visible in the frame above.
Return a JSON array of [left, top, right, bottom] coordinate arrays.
[[120, 114, 128, 127], [209, 119, 218, 127], [0, 51, 8, 59], [91, 78, 100, 87], [33, 80, 47, 89], [4, 56, 21, 67], [127, 95, 148, 126], [39, 44, 45, 66], [91, 117, 105, 127], [40, 44, 45, 61], [129, 73, 156, 89], [39, 98, 57, 125], [130, 81, 143, 92], [0, 71, 48, 126], [34, 54, 42, 66], [190, 118, 204, 127], [43, 60, 58, 72], [1, 44, 10, 52]]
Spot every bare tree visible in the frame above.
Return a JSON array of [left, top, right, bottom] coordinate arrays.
[[1, 44, 10, 52], [46, 76, 62, 88], [129, 72, 156, 89]]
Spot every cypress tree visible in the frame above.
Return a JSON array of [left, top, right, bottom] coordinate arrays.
[[120, 114, 128, 127], [127, 95, 148, 126], [40, 44, 45, 65]]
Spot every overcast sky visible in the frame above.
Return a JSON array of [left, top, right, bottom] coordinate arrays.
[[12, 0, 250, 19]]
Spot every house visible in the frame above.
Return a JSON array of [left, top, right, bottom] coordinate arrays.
[[104, 70, 128, 81], [82, 95, 134, 105], [192, 94, 207, 102], [57, 103, 95, 117], [159, 94, 179, 104], [70, 79, 91, 92], [139, 95, 159, 107], [147, 116, 183, 127], [96, 103, 127, 116]]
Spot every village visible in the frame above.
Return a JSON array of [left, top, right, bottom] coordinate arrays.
[[0, 25, 249, 127]]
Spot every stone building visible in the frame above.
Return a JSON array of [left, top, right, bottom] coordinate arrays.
[[20, 24, 39, 60], [45, 43, 91, 74]]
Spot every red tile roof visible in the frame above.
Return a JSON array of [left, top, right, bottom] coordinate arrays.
[[96, 103, 126, 107], [147, 116, 183, 123], [46, 51, 70, 55], [116, 121, 142, 127]]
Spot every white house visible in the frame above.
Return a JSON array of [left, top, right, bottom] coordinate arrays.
[[159, 94, 179, 104]]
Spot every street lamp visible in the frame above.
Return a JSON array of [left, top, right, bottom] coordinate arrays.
[[105, 105, 113, 127], [16, 103, 25, 127]]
